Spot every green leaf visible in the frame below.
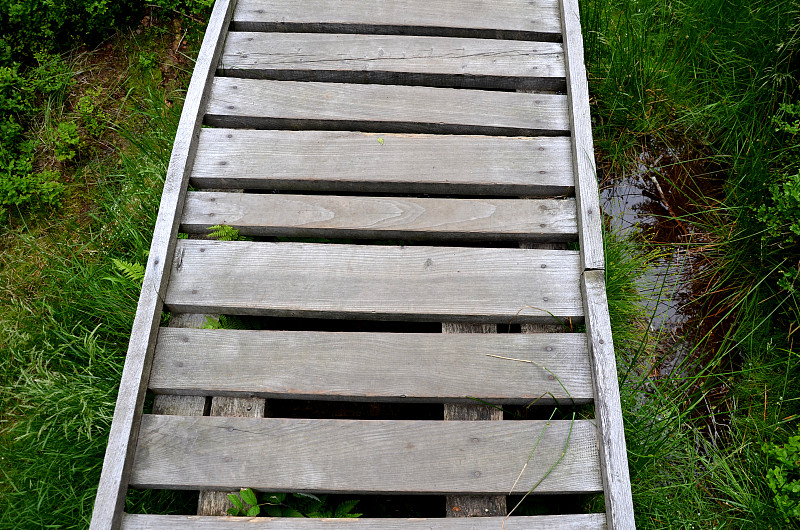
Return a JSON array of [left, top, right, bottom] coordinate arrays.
[[266, 492, 286, 504], [228, 493, 244, 510], [293, 492, 322, 503], [265, 505, 282, 517], [246, 505, 261, 517], [227, 507, 240, 516], [284, 508, 304, 517], [240, 488, 258, 506], [377, 137, 384, 145]]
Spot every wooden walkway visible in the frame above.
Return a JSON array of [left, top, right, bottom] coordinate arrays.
[[91, 0, 635, 528]]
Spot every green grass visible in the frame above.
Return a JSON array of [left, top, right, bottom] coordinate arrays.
[[587, 0, 800, 526], [0, 21, 205, 527]]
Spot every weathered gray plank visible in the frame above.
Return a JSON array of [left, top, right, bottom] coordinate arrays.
[[559, 0, 604, 270], [151, 329, 593, 404], [232, 0, 562, 39], [521, 241, 570, 334], [198, 396, 267, 515], [582, 270, 635, 529], [164, 240, 584, 323], [89, 1, 237, 528], [220, 32, 565, 91], [122, 513, 608, 529], [182, 192, 577, 242], [191, 130, 575, 196], [204, 78, 570, 135], [131, 416, 603, 494]]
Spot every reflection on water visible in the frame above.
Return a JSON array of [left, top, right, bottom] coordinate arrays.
[[600, 142, 726, 376]]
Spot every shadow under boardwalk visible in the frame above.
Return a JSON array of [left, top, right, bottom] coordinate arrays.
[[91, 0, 635, 528]]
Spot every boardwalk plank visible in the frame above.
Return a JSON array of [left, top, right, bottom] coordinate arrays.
[[131, 416, 603, 494], [233, 0, 562, 39], [204, 78, 570, 135], [220, 32, 565, 91], [164, 240, 584, 323], [181, 192, 577, 241], [190, 130, 574, 196], [560, 0, 604, 270], [151, 329, 593, 403], [122, 514, 607, 529]]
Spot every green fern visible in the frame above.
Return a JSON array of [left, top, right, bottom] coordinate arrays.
[[207, 224, 248, 241], [111, 259, 145, 284]]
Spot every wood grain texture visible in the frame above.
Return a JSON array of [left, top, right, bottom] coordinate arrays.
[[521, 241, 569, 333], [442, 323, 505, 518], [152, 312, 215, 416], [204, 78, 570, 136], [151, 394, 207, 416], [181, 192, 578, 242], [198, 396, 267, 515], [122, 513, 608, 529], [220, 32, 566, 91], [151, 329, 593, 403], [89, 1, 237, 528], [559, 0, 604, 270], [582, 270, 635, 529], [164, 240, 584, 323], [130, 416, 603, 494], [190, 130, 575, 196], [232, 0, 562, 39]]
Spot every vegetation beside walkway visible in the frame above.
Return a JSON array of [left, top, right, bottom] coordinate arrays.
[[585, 0, 800, 526]]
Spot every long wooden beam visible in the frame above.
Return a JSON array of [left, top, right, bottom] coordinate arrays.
[[88, 1, 238, 527]]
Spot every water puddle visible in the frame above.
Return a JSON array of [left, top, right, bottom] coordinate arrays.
[[600, 139, 726, 377]]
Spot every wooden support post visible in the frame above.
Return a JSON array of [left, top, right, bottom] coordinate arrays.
[[442, 323, 506, 518], [198, 396, 267, 515]]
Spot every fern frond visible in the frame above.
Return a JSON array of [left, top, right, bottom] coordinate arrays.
[[207, 224, 244, 241], [334, 500, 361, 518], [112, 259, 145, 284]]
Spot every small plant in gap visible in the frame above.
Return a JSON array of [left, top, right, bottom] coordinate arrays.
[[227, 488, 260, 517], [764, 425, 800, 521], [227, 489, 361, 518], [201, 314, 245, 330], [207, 223, 249, 241]]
